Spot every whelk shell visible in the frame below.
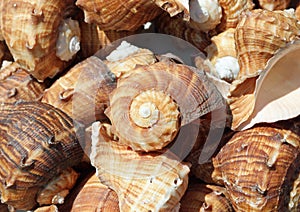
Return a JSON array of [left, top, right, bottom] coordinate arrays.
[[105, 61, 225, 152], [75, 0, 163, 31], [229, 39, 300, 130], [90, 122, 190, 212], [0, 101, 83, 210], [212, 120, 300, 211], [0, 0, 80, 81]]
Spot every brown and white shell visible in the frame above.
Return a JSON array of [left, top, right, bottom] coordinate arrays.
[[105, 61, 225, 152], [257, 0, 291, 10], [0, 62, 46, 103], [0, 0, 81, 81], [212, 120, 300, 211], [229, 38, 300, 130], [75, 0, 163, 31], [90, 122, 190, 212], [154, 0, 189, 20], [0, 101, 84, 210], [42, 56, 116, 126], [180, 182, 233, 211]]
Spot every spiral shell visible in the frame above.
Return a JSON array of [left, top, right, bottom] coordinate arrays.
[[90, 122, 190, 212], [217, 0, 255, 31], [42, 56, 116, 126], [0, 62, 46, 103], [0, 101, 83, 210], [154, 0, 189, 19], [257, 0, 291, 10], [70, 173, 119, 212], [105, 61, 225, 152], [75, 0, 163, 31], [212, 121, 300, 211], [0, 0, 80, 81]]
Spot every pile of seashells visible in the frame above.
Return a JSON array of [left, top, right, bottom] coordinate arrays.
[[0, 0, 300, 211]]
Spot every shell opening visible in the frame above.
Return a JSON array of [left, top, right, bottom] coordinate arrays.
[[56, 18, 81, 61]]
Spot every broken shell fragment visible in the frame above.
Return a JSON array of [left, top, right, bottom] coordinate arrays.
[[0, 0, 80, 81], [75, 0, 163, 31], [0, 101, 84, 210], [90, 122, 190, 212], [212, 123, 300, 211], [105, 61, 225, 152], [229, 39, 300, 130], [0, 62, 46, 103]]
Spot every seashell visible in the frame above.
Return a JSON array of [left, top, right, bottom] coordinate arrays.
[[154, 0, 189, 20], [105, 61, 225, 152], [229, 39, 300, 130], [90, 122, 190, 212], [0, 101, 84, 210], [296, 2, 300, 21], [79, 22, 140, 59], [36, 168, 79, 206], [103, 41, 157, 79], [204, 28, 239, 82], [212, 122, 300, 211], [188, 0, 223, 32], [42, 56, 117, 126], [156, 13, 211, 52], [0, 62, 46, 103], [180, 182, 233, 211], [0, 0, 81, 81], [257, 0, 291, 10], [70, 173, 119, 212], [217, 0, 255, 31], [235, 9, 300, 78], [34, 205, 58, 212], [75, 0, 163, 31]]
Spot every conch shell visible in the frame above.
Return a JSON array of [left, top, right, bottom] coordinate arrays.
[[229, 39, 300, 130], [0, 101, 83, 210], [105, 61, 225, 152], [257, 0, 291, 10], [75, 0, 163, 31], [0, 62, 46, 103], [90, 122, 190, 212], [0, 0, 81, 81], [212, 120, 300, 211]]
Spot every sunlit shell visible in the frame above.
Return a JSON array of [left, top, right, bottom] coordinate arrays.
[[0, 62, 46, 103], [180, 182, 233, 211], [235, 9, 300, 78], [70, 173, 119, 212], [75, 0, 163, 31], [157, 13, 211, 53], [217, 0, 255, 31], [154, 0, 189, 20], [42, 56, 116, 126], [0, 101, 83, 210], [229, 39, 300, 130], [105, 61, 225, 152], [90, 122, 190, 212], [79, 22, 139, 59], [0, 0, 80, 81], [212, 122, 300, 211], [36, 168, 79, 206], [188, 0, 222, 32], [257, 0, 291, 10]]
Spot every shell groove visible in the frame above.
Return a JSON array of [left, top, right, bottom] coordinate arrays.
[[0, 101, 83, 210]]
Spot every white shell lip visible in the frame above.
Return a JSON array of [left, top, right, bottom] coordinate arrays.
[[237, 39, 300, 131]]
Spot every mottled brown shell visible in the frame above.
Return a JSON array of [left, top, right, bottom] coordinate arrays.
[[156, 13, 211, 52], [0, 101, 84, 210], [180, 182, 233, 211], [0, 62, 46, 103], [75, 0, 163, 31], [212, 123, 300, 211], [70, 173, 119, 212], [0, 0, 79, 81], [257, 0, 291, 10], [42, 56, 116, 126], [105, 61, 225, 152]]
